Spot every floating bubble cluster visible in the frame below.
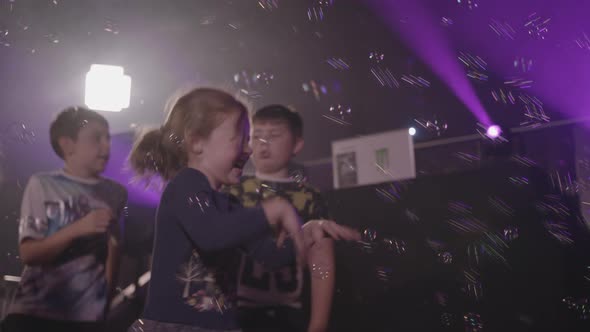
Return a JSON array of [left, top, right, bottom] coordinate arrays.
[[323, 104, 352, 125], [302, 80, 327, 101], [489, 19, 516, 40], [2, 123, 36, 144], [258, 0, 279, 11], [187, 192, 211, 213], [441, 17, 454, 27], [370, 67, 399, 88], [459, 52, 488, 82], [525, 12, 551, 40], [562, 297, 590, 320], [414, 117, 448, 136], [369, 51, 385, 64], [463, 312, 484, 331], [457, 0, 479, 10], [401, 74, 431, 88], [326, 57, 350, 70]]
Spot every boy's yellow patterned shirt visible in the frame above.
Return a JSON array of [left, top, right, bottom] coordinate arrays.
[[226, 176, 329, 223], [223, 175, 329, 308]]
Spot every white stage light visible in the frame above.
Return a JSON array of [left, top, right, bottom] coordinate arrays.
[[85, 64, 131, 112], [486, 125, 501, 139]]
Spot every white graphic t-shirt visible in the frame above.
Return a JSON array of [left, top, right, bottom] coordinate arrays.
[[8, 170, 127, 322]]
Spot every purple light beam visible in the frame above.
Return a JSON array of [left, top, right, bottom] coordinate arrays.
[[366, 0, 492, 126]]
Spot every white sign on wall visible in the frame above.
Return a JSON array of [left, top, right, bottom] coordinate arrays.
[[332, 129, 416, 189]]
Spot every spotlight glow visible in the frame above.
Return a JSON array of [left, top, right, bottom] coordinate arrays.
[[409, 127, 417, 136], [85, 64, 131, 112], [486, 125, 501, 139]]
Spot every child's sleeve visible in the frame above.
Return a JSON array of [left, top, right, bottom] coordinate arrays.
[[173, 196, 295, 267], [171, 189, 272, 252], [18, 175, 49, 243], [170, 177, 296, 268]]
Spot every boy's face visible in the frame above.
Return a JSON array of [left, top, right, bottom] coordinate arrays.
[[250, 120, 303, 175], [61, 121, 111, 176]]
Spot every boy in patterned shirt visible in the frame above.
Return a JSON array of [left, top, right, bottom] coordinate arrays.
[[2, 107, 127, 332], [227, 105, 354, 332]]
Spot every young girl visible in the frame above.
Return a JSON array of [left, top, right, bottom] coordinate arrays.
[[126, 88, 306, 332]]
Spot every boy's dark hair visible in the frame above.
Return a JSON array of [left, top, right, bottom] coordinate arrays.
[[50, 106, 109, 159], [252, 104, 303, 138]]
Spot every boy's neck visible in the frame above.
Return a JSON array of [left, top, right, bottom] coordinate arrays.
[[255, 169, 293, 182], [63, 164, 99, 180]]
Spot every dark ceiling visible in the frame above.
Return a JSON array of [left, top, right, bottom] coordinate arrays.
[[0, 0, 585, 164]]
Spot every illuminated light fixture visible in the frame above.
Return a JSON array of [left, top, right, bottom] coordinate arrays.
[[408, 127, 417, 136], [85, 64, 131, 112], [486, 125, 501, 139]]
